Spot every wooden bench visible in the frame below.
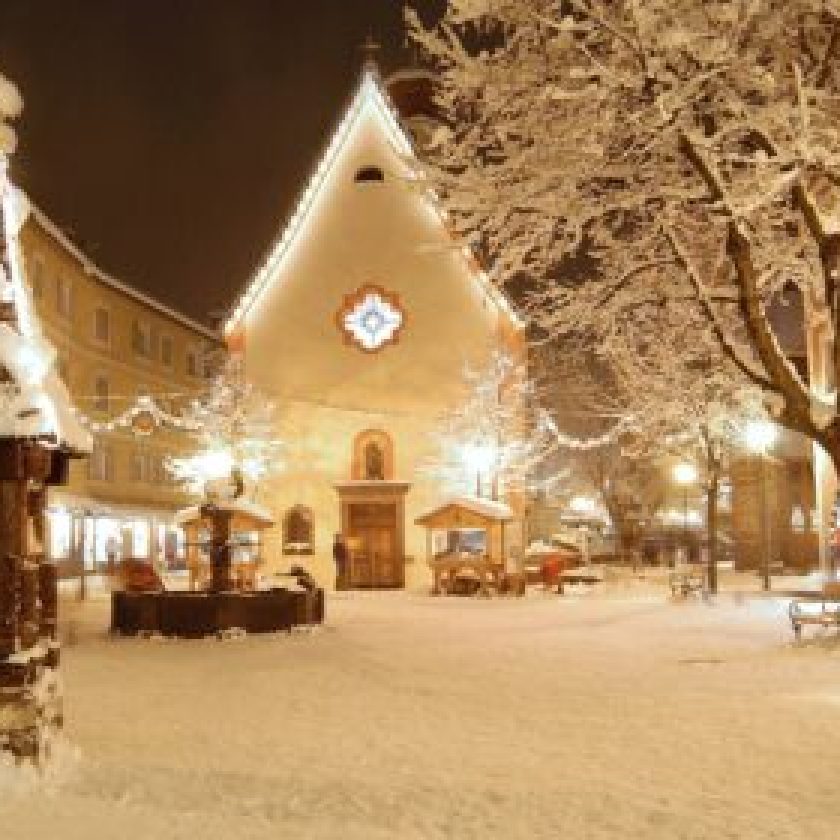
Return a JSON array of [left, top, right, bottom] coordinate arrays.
[[789, 582, 840, 639], [669, 568, 706, 599]]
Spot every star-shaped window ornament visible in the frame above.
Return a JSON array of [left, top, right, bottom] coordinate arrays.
[[336, 285, 405, 353]]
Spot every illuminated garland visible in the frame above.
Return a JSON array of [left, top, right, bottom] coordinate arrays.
[[542, 411, 633, 451], [71, 394, 198, 435]]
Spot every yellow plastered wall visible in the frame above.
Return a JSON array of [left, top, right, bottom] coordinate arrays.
[[18, 218, 220, 518]]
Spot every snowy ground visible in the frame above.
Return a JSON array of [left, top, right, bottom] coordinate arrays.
[[2, 579, 839, 839]]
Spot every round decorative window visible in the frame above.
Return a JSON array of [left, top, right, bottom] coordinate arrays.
[[336, 284, 405, 352]]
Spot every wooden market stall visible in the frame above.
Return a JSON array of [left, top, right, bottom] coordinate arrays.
[[416, 496, 515, 596]]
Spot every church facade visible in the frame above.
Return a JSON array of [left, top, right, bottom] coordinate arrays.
[[224, 67, 523, 589]]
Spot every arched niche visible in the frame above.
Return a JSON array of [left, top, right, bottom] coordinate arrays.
[[351, 429, 394, 481], [282, 505, 314, 555]]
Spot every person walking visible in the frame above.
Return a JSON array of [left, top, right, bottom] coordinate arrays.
[[332, 533, 348, 590]]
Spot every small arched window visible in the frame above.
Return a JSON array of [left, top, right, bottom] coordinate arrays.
[[354, 165, 385, 184], [283, 506, 313, 555]]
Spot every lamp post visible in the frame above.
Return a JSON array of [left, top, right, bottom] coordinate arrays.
[[673, 463, 698, 564], [462, 441, 498, 499], [570, 495, 597, 565], [744, 420, 777, 591]]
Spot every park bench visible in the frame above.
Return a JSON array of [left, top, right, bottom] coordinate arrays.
[[789, 582, 840, 639], [669, 567, 706, 599]]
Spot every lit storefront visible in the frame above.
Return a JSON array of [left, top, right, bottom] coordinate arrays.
[[46, 498, 186, 574]]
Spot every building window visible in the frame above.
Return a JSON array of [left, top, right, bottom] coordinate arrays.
[[129, 451, 145, 483], [283, 506, 313, 555], [186, 348, 199, 377], [354, 165, 385, 183], [351, 429, 394, 480], [56, 276, 72, 318], [94, 307, 110, 343], [129, 451, 160, 484], [94, 374, 109, 411], [153, 457, 168, 485], [161, 335, 173, 367], [88, 445, 114, 482], [132, 320, 152, 357], [29, 256, 44, 299]]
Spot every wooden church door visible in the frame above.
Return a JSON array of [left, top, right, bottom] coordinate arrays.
[[348, 503, 400, 588]]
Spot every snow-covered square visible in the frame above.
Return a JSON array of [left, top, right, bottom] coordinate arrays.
[[3, 586, 839, 840]]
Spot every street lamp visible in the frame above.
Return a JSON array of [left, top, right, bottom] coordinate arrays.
[[569, 496, 597, 564], [461, 441, 498, 499], [744, 420, 778, 591], [673, 463, 698, 564]]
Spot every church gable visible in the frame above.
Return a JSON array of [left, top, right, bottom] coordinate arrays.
[[230, 68, 521, 411]]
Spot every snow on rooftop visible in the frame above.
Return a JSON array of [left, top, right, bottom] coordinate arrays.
[[417, 495, 514, 523], [1, 128, 91, 453]]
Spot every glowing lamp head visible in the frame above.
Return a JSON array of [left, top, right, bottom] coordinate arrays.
[[744, 420, 777, 454], [673, 462, 698, 485], [461, 441, 497, 474], [196, 448, 235, 481], [569, 495, 596, 515]]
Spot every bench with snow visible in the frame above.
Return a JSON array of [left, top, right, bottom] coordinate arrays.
[[789, 582, 840, 639], [669, 568, 706, 599]]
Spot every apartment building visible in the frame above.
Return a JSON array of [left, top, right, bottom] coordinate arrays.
[[18, 203, 221, 571]]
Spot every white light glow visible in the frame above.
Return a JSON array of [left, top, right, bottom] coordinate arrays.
[[569, 495, 597, 515], [744, 420, 777, 453], [343, 291, 403, 350], [673, 462, 698, 485], [461, 441, 498, 474]]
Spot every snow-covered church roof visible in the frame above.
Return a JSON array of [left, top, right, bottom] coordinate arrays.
[[0, 72, 91, 454], [223, 63, 523, 336]]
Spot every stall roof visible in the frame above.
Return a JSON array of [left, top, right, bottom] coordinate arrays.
[[415, 496, 514, 529]]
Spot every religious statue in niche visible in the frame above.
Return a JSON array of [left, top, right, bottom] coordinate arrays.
[[364, 441, 385, 480]]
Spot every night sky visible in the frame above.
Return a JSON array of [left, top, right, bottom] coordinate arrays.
[[0, 1, 444, 322]]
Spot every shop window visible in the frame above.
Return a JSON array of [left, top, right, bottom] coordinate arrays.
[[354, 165, 385, 183], [351, 429, 394, 480], [283, 506, 313, 555]]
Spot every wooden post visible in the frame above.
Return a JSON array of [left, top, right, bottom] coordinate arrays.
[[0, 472, 27, 655], [206, 506, 233, 593], [1, 442, 74, 762]]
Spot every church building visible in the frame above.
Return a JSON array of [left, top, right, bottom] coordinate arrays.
[[224, 65, 524, 589]]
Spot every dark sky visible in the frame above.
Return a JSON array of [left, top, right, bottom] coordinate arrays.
[[0, 1, 444, 323]]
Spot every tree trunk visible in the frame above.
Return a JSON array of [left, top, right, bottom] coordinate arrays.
[[706, 472, 719, 595]]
